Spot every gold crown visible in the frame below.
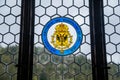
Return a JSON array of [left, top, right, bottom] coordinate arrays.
[[55, 23, 69, 31]]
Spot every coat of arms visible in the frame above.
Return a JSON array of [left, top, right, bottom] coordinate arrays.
[[51, 23, 73, 53]]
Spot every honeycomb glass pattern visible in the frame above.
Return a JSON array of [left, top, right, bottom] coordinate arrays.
[[104, 0, 120, 80], [0, 0, 21, 80], [33, 0, 92, 80]]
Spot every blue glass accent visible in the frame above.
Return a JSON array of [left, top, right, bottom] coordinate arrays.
[[42, 17, 83, 56]]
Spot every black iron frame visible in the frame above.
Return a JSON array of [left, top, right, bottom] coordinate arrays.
[[17, 0, 35, 80], [89, 0, 109, 80], [17, 0, 108, 80]]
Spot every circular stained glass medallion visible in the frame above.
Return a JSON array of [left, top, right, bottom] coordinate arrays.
[[42, 17, 82, 56]]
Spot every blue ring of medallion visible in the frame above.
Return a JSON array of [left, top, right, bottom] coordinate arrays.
[[42, 17, 83, 56]]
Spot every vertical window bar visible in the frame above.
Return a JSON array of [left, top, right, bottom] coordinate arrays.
[[89, 0, 108, 80], [17, 0, 35, 80]]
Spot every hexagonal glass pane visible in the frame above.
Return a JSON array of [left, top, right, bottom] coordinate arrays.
[[40, 15, 50, 25], [112, 53, 120, 63], [39, 53, 50, 65], [3, 33, 14, 44], [115, 6, 120, 16], [110, 33, 120, 45], [63, 0, 72, 7], [0, 6, 10, 16], [8, 45, 19, 54], [52, 0, 62, 7], [57, 64, 68, 74], [104, 6, 113, 16], [108, 63, 118, 75], [81, 25, 90, 35], [10, 24, 20, 34], [105, 24, 114, 35], [5, 15, 15, 25], [74, 15, 84, 25], [1, 54, 12, 64], [109, 15, 119, 26], [35, 6, 45, 16], [11, 6, 21, 16], [0, 0, 5, 7], [74, 0, 84, 8], [6, 0, 16, 7], [35, 24, 44, 35], [8, 63, 17, 75], [57, 6, 67, 16], [69, 6, 78, 16], [75, 54, 86, 65], [69, 63, 80, 74], [80, 6, 89, 16], [46, 6, 56, 16], [81, 63, 92, 75], [106, 43, 116, 54], [51, 55, 62, 64], [81, 43, 91, 54], [41, 0, 51, 7], [108, 0, 118, 7], [35, 0, 40, 7], [0, 24, 9, 34], [63, 55, 74, 64], [45, 63, 56, 74]]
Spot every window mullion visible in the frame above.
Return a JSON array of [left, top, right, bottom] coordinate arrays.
[[89, 0, 108, 80], [17, 0, 35, 80]]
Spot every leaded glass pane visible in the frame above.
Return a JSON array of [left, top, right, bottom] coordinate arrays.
[[0, 0, 21, 80], [104, 0, 120, 80], [33, 0, 92, 80]]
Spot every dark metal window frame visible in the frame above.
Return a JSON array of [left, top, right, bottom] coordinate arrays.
[[17, 0, 35, 80], [17, 0, 108, 80], [89, 0, 108, 80]]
